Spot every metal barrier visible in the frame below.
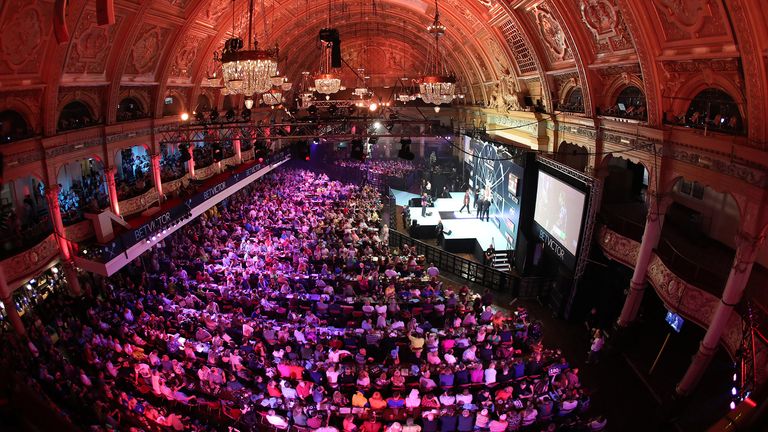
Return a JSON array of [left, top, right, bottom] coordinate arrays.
[[388, 229, 524, 296]]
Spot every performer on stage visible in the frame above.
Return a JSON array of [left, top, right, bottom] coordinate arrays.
[[421, 193, 428, 217], [459, 188, 471, 213]]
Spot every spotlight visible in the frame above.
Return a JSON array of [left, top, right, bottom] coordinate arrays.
[[325, 95, 330, 101], [373, 122, 382, 129], [730, 401, 736, 410], [732, 387, 738, 396], [51, 267, 59, 274], [244, 98, 254, 109], [434, 106, 441, 113], [369, 103, 378, 111], [180, 112, 189, 122]]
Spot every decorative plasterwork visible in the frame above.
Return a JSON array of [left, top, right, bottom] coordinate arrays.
[[65, 10, 123, 74], [652, 0, 728, 42], [125, 24, 170, 75], [579, 0, 635, 54], [57, 87, 103, 121], [203, 0, 233, 23], [170, 34, 207, 79], [598, 226, 768, 384], [0, 2, 49, 75], [0, 89, 43, 132], [0, 234, 59, 286], [530, 2, 573, 64]]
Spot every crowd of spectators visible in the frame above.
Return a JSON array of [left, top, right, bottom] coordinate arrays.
[[6, 169, 607, 432], [335, 160, 423, 179], [663, 110, 742, 134], [58, 173, 110, 225], [598, 104, 647, 121], [117, 152, 154, 201]]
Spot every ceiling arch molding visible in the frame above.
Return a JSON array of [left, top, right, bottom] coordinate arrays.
[[725, 0, 767, 148], [490, 3, 554, 112], [615, 0, 663, 127], [548, 0, 598, 117], [103, 0, 154, 125], [40, 0, 93, 137], [152, 0, 215, 120]]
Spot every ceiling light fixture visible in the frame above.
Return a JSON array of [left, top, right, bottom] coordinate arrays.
[[214, 0, 279, 98], [419, 0, 456, 106]]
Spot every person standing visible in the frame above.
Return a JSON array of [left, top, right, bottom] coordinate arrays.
[[421, 193, 428, 217], [459, 188, 471, 213], [586, 329, 604, 364]]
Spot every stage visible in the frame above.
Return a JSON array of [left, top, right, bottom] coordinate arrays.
[[392, 189, 508, 257]]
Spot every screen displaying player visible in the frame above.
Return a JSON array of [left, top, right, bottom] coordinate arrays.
[[534, 170, 586, 255]]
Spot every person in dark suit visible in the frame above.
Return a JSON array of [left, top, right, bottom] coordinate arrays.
[[421, 193, 428, 217]]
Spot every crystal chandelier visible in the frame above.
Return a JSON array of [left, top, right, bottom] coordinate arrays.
[[262, 88, 283, 106], [314, 22, 342, 95], [419, 0, 455, 106], [215, 0, 279, 98]]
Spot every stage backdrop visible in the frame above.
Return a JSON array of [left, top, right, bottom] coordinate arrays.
[[465, 138, 524, 251]]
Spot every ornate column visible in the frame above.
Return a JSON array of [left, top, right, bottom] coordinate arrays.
[[233, 138, 242, 164], [676, 231, 765, 395], [45, 184, 71, 260], [105, 167, 120, 215], [150, 154, 163, 199], [0, 265, 26, 336], [186, 145, 195, 178], [45, 185, 82, 296], [62, 260, 82, 297], [617, 193, 672, 326]]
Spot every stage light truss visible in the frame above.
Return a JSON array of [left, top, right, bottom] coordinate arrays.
[[158, 119, 448, 145]]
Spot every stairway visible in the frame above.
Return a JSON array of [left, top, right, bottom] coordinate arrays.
[[490, 250, 512, 272]]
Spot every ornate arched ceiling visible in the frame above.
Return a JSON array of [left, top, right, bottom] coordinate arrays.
[[0, 0, 766, 145]]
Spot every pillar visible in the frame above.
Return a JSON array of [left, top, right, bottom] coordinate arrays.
[[45, 185, 82, 296], [105, 167, 120, 215], [45, 184, 71, 260], [0, 265, 26, 337], [676, 231, 764, 395], [186, 145, 195, 178], [150, 154, 163, 199], [62, 259, 82, 297], [617, 193, 672, 326], [233, 138, 242, 164]]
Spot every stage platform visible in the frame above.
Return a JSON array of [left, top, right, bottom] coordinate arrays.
[[400, 191, 507, 258]]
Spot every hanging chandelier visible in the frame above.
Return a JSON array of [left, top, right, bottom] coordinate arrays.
[[262, 88, 283, 106], [315, 42, 341, 95], [419, 0, 455, 106], [215, 0, 279, 98]]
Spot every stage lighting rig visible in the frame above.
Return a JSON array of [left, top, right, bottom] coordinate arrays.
[[225, 109, 236, 122], [195, 111, 206, 123], [241, 107, 252, 121], [209, 108, 219, 122]]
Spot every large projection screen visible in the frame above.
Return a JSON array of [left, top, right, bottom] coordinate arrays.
[[534, 170, 586, 256]]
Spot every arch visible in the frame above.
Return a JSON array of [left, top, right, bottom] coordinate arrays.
[[194, 94, 212, 114], [675, 88, 745, 135], [559, 86, 584, 113], [161, 92, 186, 117], [556, 141, 589, 173], [0, 110, 32, 143], [602, 74, 645, 109], [668, 77, 747, 125], [57, 100, 97, 132], [116, 97, 146, 122], [117, 88, 152, 119]]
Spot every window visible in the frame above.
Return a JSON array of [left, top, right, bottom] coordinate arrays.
[[116, 97, 147, 122], [684, 88, 743, 134], [0, 110, 31, 143], [58, 101, 97, 132], [559, 87, 584, 113], [162, 96, 182, 117]]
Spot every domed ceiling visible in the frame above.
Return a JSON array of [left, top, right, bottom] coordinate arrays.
[[0, 0, 765, 144]]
